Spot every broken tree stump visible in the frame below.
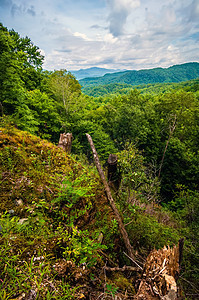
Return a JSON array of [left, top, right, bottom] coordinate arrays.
[[134, 240, 184, 299], [58, 133, 73, 153]]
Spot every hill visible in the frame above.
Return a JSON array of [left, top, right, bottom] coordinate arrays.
[[0, 124, 183, 299], [70, 67, 125, 80], [80, 62, 199, 88], [82, 78, 199, 97]]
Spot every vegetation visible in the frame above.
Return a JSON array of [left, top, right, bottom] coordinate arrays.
[[82, 79, 199, 97], [1, 23, 199, 298]]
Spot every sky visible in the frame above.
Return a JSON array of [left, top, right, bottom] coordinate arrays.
[[0, 0, 199, 71]]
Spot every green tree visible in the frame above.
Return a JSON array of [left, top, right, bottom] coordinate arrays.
[[46, 70, 82, 131], [0, 23, 45, 115], [154, 90, 199, 198], [0, 23, 26, 115]]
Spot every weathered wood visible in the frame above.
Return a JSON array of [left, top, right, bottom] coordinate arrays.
[[134, 241, 184, 299], [86, 133, 136, 262], [58, 133, 73, 153], [105, 265, 139, 272]]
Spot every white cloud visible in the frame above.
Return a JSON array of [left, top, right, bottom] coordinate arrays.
[[106, 0, 140, 36], [0, 0, 198, 71], [73, 32, 91, 41]]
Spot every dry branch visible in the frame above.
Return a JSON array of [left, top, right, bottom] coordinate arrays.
[[105, 266, 139, 272]]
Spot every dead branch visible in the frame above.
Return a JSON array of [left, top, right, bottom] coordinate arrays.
[[123, 252, 143, 270], [105, 266, 139, 272]]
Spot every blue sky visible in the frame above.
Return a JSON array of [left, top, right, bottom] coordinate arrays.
[[0, 0, 199, 71]]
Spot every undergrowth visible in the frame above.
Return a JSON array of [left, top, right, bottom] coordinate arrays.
[[0, 123, 191, 299]]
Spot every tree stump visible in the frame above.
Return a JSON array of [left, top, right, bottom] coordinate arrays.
[[134, 240, 184, 299], [58, 133, 73, 153]]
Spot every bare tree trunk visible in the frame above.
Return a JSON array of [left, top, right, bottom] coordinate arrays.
[[86, 133, 135, 261]]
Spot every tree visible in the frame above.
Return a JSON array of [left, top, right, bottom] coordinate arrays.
[[0, 23, 45, 114], [47, 70, 82, 129], [0, 23, 26, 114]]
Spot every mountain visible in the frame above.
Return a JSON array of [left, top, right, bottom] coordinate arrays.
[[70, 67, 125, 80], [79, 62, 199, 88]]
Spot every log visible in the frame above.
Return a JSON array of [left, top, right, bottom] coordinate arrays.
[[86, 133, 136, 262], [58, 133, 73, 153]]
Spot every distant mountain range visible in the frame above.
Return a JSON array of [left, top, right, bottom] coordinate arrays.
[[79, 62, 199, 88], [70, 67, 125, 80]]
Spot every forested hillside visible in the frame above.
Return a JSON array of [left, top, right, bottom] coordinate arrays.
[[1, 23, 199, 299], [80, 62, 199, 89], [82, 79, 199, 97]]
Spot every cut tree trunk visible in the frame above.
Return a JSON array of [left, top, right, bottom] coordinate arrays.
[[86, 133, 136, 262], [58, 133, 73, 153]]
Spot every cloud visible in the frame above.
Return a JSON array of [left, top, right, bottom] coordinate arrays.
[[9, 1, 36, 18], [11, 3, 22, 17], [73, 32, 91, 41], [0, 0, 198, 71], [189, 0, 199, 22], [55, 49, 72, 53], [106, 0, 140, 36], [27, 5, 36, 17]]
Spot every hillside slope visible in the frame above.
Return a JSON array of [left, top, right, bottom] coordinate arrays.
[[0, 124, 187, 299], [80, 62, 199, 88]]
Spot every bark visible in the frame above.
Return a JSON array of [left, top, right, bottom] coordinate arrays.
[[58, 133, 73, 153], [86, 133, 136, 261], [134, 240, 184, 299]]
